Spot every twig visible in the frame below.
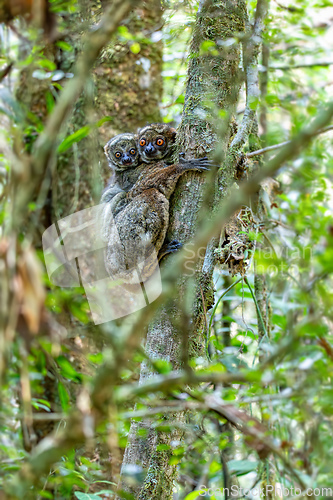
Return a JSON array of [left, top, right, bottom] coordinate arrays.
[[0, 62, 13, 82], [115, 370, 249, 403], [121, 401, 205, 419], [208, 277, 243, 340], [270, 60, 333, 71], [199, 285, 210, 358], [267, 219, 291, 230], [318, 337, 333, 361], [229, 0, 268, 151], [246, 124, 333, 158], [244, 276, 268, 338]]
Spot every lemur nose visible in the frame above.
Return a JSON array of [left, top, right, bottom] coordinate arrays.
[[122, 155, 132, 164], [145, 143, 155, 154]]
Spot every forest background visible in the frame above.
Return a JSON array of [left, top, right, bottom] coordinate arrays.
[[1, 0, 333, 499]]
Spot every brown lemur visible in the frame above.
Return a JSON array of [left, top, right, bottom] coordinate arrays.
[[137, 122, 177, 164], [101, 124, 177, 214], [100, 126, 177, 257], [101, 124, 210, 285]]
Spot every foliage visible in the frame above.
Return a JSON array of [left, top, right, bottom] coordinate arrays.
[[0, 0, 333, 498]]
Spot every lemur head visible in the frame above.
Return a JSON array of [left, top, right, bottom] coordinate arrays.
[[137, 123, 177, 163], [104, 133, 140, 171]]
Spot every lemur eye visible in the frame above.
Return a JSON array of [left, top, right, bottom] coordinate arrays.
[[129, 148, 136, 155], [115, 152, 121, 158], [139, 139, 146, 147], [156, 138, 164, 146]]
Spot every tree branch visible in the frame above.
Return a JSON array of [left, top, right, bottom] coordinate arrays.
[[246, 124, 333, 158], [270, 60, 333, 70], [229, 0, 268, 151]]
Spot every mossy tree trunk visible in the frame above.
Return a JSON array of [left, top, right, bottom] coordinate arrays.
[[119, 1, 247, 499]]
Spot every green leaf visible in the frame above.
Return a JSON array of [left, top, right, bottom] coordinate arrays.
[[175, 94, 185, 104], [228, 459, 258, 476], [38, 59, 56, 71], [74, 493, 102, 500], [156, 444, 170, 451], [45, 91, 55, 114], [58, 381, 70, 411], [38, 490, 53, 499], [200, 40, 216, 53], [58, 126, 91, 153], [56, 356, 81, 382], [56, 41, 73, 51], [184, 490, 206, 500], [154, 359, 172, 373], [130, 43, 141, 54]]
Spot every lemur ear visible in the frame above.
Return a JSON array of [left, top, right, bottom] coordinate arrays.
[[169, 128, 177, 141]]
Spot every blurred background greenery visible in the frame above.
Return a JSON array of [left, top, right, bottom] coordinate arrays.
[[1, 0, 333, 498]]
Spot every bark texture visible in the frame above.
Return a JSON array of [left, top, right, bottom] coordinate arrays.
[[96, 0, 163, 142], [119, 1, 247, 498]]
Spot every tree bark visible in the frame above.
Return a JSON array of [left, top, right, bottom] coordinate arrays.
[[119, 1, 247, 498]]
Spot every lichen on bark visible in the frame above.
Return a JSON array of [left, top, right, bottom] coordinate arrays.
[[96, 0, 163, 143]]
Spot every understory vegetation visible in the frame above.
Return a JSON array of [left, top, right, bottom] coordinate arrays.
[[1, 0, 333, 498]]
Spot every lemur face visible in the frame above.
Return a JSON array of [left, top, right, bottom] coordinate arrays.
[[138, 124, 177, 163], [104, 133, 140, 171]]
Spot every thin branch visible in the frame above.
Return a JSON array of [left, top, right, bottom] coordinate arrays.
[[208, 277, 243, 339], [115, 370, 249, 403], [246, 124, 333, 158], [229, 0, 268, 151], [244, 276, 268, 338], [318, 337, 333, 361], [0, 413, 66, 421], [0, 61, 13, 82], [270, 60, 333, 71], [121, 401, 205, 419]]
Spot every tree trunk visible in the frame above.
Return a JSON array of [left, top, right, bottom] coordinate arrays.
[[119, 1, 247, 498]]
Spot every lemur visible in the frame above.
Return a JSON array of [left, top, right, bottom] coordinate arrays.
[[101, 124, 177, 212], [100, 124, 209, 285]]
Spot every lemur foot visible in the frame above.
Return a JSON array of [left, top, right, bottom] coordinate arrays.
[[158, 239, 182, 261], [179, 156, 212, 170]]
